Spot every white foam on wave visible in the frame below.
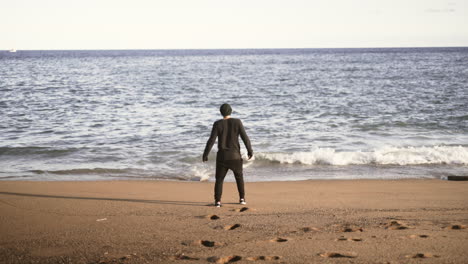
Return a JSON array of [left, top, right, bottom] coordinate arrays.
[[189, 156, 255, 182], [190, 165, 211, 181], [256, 145, 468, 166]]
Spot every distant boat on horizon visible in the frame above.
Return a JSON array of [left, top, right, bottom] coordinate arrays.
[[9, 48, 17, 52]]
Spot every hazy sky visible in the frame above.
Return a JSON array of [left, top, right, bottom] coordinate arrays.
[[1, 0, 467, 50]]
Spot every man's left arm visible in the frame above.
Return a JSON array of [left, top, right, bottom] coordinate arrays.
[[239, 120, 253, 159]]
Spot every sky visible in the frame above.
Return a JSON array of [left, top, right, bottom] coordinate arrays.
[[1, 0, 467, 50]]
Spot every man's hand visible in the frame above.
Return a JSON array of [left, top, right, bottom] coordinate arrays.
[[248, 152, 253, 160], [202, 156, 208, 162]]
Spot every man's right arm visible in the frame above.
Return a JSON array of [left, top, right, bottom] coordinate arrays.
[[203, 122, 217, 162]]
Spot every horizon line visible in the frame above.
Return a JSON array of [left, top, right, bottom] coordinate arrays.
[[3, 46, 468, 51]]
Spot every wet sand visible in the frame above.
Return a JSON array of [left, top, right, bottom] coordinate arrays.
[[0, 179, 467, 264]]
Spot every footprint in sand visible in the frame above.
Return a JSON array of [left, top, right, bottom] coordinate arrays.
[[319, 252, 357, 258], [182, 240, 216, 247], [207, 255, 242, 263], [341, 227, 363, 232], [409, 234, 429, 239], [224, 224, 241, 230], [384, 220, 409, 230], [233, 207, 250, 212], [300, 227, 320, 232], [336, 236, 362, 242], [208, 215, 220, 220], [170, 254, 200, 261], [99, 253, 139, 263], [406, 253, 439, 259], [270, 237, 288, 243], [333, 224, 363, 232], [447, 224, 467, 230], [199, 215, 220, 220], [246, 256, 282, 261]]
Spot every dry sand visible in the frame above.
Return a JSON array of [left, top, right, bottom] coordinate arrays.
[[0, 179, 467, 264]]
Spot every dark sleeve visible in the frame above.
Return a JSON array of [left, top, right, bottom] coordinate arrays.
[[239, 120, 253, 155], [203, 122, 218, 160]]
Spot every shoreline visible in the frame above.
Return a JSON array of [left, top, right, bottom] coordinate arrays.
[[1, 179, 467, 263], [0, 176, 453, 183]]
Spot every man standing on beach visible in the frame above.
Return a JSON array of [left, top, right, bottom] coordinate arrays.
[[203, 104, 253, 207]]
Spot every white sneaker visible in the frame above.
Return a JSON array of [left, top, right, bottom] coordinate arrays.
[[240, 199, 247, 205], [215, 201, 221, 207]]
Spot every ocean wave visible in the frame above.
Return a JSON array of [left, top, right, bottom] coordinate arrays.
[[255, 146, 468, 166], [0, 147, 80, 157]]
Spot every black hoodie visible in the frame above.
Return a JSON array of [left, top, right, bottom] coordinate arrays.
[[203, 118, 253, 161]]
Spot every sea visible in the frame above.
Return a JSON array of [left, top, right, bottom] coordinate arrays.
[[1, 48, 467, 182]]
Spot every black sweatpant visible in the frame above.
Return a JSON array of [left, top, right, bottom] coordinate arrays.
[[214, 159, 244, 202]]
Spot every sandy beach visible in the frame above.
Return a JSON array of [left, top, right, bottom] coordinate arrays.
[[0, 179, 467, 264]]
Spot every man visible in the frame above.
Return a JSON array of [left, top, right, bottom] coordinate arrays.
[[203, 103, 253, 207]]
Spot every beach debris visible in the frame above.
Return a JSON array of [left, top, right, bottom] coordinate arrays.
[[224, 224, 241, 230], [207, 255, 242, 263], [384, 220, 409, 230], [406, 253, 439, 258], [246, 256, 282, 261], [96, 218, 107, 222], [319, 252, 357, 258]]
